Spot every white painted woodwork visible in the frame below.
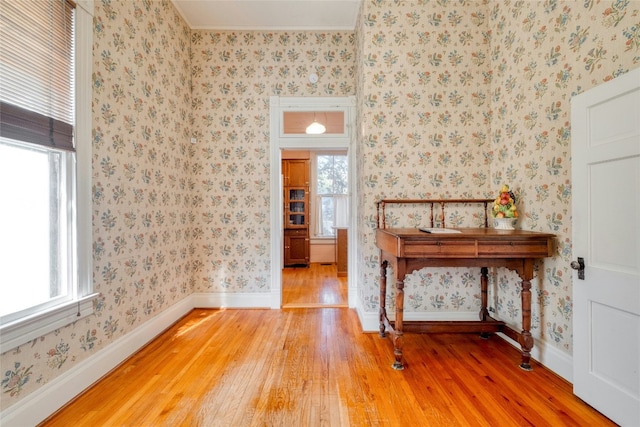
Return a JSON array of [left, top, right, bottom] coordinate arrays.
[[571, 66, 640, 426], [269, 96, 357, 309]]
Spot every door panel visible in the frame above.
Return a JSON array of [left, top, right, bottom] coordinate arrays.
[[590, 157, 639, 275], [571, 67, 640, 426], [590, 300, 639, 396]]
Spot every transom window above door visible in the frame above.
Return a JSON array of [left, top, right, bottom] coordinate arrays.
[[283, 111, 345, 135]]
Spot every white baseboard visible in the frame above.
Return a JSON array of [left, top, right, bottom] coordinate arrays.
[[497, 332, 573, 383], [358, 309, 479, 332], [0, 297, 193, 427], [357, 309, 573, 383], [191, 292, 271, 308]]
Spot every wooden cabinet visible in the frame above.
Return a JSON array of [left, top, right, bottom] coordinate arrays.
[[284, 187, 308, 228], [284, 229, 309, 265], [283, 159, 309, 187], [283, 159, 310, 266]]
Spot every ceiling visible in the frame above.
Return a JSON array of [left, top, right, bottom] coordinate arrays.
[[172, 0, 362, 31]]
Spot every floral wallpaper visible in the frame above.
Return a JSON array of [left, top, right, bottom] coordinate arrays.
[[487, 0, 639, 348], [355, 0, 495, 323], [0, 0, 356, 410], [355, 0, 639, 357], [1, 0, 194, 409], [2, 0, 640, 414], [189, 30, 355, 293]]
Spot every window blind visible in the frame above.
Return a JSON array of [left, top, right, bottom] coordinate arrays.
[[0, 0, 75, 151]]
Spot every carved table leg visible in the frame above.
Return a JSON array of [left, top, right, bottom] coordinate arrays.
[[393, 277, 405, 370], [519, 259, 535, 371], [479, 266, 490, 339], [379, 260, 388, 337], [520, 278, 534, 371]]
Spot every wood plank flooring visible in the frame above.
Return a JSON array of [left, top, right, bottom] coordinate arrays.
[[282, 263, 347, 307], [40, 266, 614, 427]]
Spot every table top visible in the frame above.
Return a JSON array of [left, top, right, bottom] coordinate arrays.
[[376, 228, 555, 259], [377, 227, 555, 239]]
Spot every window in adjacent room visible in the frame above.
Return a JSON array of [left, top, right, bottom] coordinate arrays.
[[0, 0, 94, 352], [313, 153, 349, 237]]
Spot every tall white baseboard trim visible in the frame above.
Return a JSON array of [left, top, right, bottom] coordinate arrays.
[[358, 309, 480, 332], [356, 306, 380, 332], [497, 332, 573, 383], [1, 297, 193, 427], [191, 292, 271, 308]]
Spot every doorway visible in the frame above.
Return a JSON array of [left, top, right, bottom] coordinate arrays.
[[269, 96, 356, 309], [281, 149, 349, 308]]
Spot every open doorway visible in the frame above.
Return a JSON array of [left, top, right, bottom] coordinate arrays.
[[269, 96, 356, 310], [281, 149, 348, 308]]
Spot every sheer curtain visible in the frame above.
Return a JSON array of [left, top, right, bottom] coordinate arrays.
[[316, 195, 349, 236], [334, 195, 349, 228]]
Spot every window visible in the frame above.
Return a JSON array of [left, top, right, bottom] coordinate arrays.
[[0, 0, 94, 352], [282, 111, 345, 135], [314, 154, 349, 237]]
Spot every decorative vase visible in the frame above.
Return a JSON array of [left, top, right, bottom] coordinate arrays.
[[493, 217, 517, 230]]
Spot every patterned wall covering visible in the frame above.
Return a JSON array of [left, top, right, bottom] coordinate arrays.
[[355, 0, 639, 359], [355, 1, 495, 323], [0, 0, 356, 409], [189, 30, 356, 293], [1, 0, 194, 408], [486, 0, 639, 349], [2, 0, 639, 411]]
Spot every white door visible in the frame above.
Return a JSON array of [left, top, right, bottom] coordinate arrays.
[[571, 67, 640, 426]]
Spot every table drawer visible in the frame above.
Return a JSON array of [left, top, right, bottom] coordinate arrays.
[[478, 240, 551, 257], [403, 240, 477, 257]]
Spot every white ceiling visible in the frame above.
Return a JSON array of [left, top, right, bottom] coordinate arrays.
[[172, 0, 362, 31]]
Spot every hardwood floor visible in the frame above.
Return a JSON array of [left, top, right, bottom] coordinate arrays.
[[41, 306, 614, 426], [282, 263, 347, 307]]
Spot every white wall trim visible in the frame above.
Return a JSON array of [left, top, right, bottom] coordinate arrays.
[[497, 332, 573, 382], [358, 309, 480, 332], [269, 96, 357, 310], [1, 297, 193, 427], [192, 292, 272, 308], [0, 295, 97, 353], [356, 306, 380, 332]]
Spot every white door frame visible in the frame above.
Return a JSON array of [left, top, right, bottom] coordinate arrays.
[[269, 96, 357, 309]]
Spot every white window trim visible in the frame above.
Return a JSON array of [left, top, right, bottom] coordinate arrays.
[[0, 0, 96, 354], [311, 151, 348, 239]]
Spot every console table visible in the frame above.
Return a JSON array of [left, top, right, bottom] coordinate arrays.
[[375, 199, 554, 371]]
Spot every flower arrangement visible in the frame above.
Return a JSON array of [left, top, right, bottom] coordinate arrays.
[[492, 184, 518, 218]]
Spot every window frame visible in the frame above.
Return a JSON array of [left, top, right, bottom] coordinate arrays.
[[311, 151, 349, 239], [0, 139, 75, 323], [0, 0, 96, 353]]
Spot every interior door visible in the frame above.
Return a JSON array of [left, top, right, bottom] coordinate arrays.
[[571, 67, 640, 426]]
